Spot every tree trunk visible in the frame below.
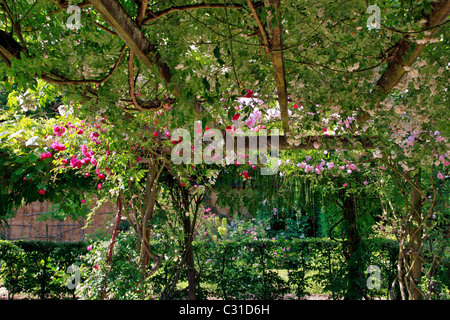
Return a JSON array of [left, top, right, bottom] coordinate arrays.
[[101, 194, 123, 300], [139, 166, 162, 272], [407, 172, 423, 300], [182, 203, 197, 300], [340, 190, 365, 299], [185, 241, 197, 300]]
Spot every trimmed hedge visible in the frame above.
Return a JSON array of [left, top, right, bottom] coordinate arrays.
[[1, 237, 399, 300], [0, 240, 86, 299], [193, 238, 399, 300]]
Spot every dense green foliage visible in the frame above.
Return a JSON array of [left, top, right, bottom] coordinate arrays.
[[0, 240, 86, 299], [5, 234, 395, 300], [2, 222, 449, 300]]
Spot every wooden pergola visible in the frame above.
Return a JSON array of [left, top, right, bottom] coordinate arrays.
[[1, 0, 448, 151]]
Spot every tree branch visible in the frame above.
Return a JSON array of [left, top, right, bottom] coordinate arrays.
[[93, 21, 118, 36], [40, 44, 127, 86], [50, 0, 90, 10], [1, 0, 29, 57], [136, 0, 148, 26], [357, 0, 450, 124], [246, 0, 270, 59], [142, 3, 245, 24], [377, 0, 450, 93]]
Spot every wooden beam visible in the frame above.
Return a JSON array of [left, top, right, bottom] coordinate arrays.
[[266, 0, 289, 134], [89, 0, 180, 98], [158, 133, 376, 155], [228, 134, 376, 151], [89, 0, 153, 68]]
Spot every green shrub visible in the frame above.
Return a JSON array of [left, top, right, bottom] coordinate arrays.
[[0, 240, 26, 299], [0, 236, 426, 300], [76, 232, 147, 300], [0, 240, 86, 299], [194, 238, 399, 300]]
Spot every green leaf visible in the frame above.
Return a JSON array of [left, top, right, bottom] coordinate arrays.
[[36, 161, 45, 171], [202, 117, 208, 131], [213, 45, 221, 60], [12, 168, 25, 182], [27, 153, 39, 162], [228, 106, 236, 120], [202, 77, 210, 91]]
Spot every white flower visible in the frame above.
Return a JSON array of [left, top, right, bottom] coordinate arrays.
[[347, 62, 360, 72], [373, 148, 382, 159], [416, 39, 429, 45]]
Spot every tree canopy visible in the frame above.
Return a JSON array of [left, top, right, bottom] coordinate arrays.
[[1, 0, 448, 139]]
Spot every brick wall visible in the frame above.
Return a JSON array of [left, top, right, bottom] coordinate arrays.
[[3, 200, 116, 242], [2, 190, 240, 242]]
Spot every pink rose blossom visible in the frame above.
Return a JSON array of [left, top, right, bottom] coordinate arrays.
[[53, 125, 65, 137], [51, 142, 66, 151], [70, 157, 83, 169], [40, 152, 52, 160]]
